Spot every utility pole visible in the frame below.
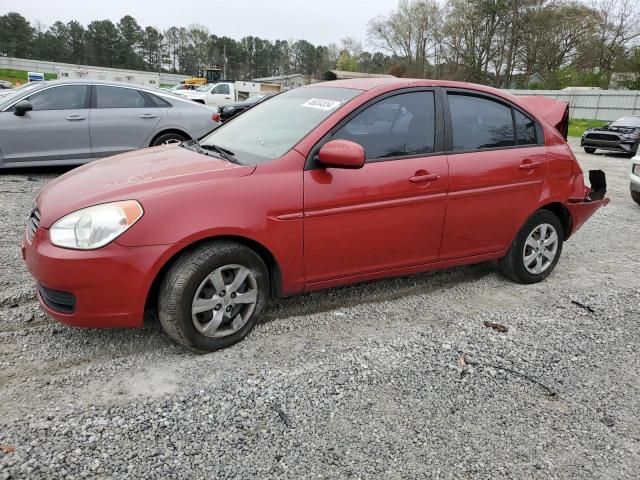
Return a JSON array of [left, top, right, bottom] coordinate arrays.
[[223, 45, 227, 81]]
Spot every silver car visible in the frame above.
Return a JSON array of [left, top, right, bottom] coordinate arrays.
[[0, 79, 219, 168]]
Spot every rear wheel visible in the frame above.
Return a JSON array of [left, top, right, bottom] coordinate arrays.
[[158, 241, 269, 353], [584, 147, 596, 154], [631, 190, 640, 205], [152, 132, 187, 146], [499, 210, 563, 284]]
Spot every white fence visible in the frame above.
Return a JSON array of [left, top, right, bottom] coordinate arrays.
[[506, 89, 640, 121], [0, 56, 189, 86]]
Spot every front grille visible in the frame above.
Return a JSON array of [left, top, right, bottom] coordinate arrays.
[[37, 284, 76, 314], [585, 133, 619, 141], [26, 207, 40, 242]]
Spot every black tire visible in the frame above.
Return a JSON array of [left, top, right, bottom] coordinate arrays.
[[583, 147, 596, 154], [151, 132, 188, 147], [158, 241, 269, 353], [632, 190, 640, 205], [498, 209, 564, 284]]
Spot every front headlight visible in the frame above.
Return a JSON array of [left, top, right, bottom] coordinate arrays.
[[50, 200, 143, 250]]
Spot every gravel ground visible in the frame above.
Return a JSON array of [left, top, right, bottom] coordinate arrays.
[[0, 139, 638, 479]]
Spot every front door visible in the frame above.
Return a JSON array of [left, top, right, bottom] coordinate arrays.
[[439, 91, 549, 260], [303, 90, 448, 285], [90, 85, 161, 158], [207, 83, 233, 107], [0, 84, 91, 165]]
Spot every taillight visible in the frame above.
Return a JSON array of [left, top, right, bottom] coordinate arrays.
[[212, 113, 221, 122]]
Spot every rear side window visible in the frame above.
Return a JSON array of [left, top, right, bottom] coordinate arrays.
[[26, 85, 88, 111], [514, 109, 537, 145], [96, 86, 147, 108], [448, 94, 515, 151], [332, 91, 436, 160], [146, 92, 172, 107]]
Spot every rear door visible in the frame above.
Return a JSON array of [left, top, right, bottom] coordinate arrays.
[[303, 89, 448, 285], [0, 84, 91, 165], [439, 91, 548, 261], [90, 85, 162, 158]]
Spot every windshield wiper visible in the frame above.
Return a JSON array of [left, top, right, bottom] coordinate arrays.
[[199, 143, 242, 165]]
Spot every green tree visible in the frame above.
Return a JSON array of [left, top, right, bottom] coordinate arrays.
[[85, 20, 120, 67], [117, 15, 143, 69], [0, 12, 33, 58]]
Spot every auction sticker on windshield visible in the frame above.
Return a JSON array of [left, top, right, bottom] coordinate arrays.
[[301, 98, 343, 111]]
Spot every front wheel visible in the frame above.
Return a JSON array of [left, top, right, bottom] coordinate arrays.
[[498, 210, 564, 284], [584, 147, 596, 154], [158, 241, 269, 353], [631, 190, 640, 205]]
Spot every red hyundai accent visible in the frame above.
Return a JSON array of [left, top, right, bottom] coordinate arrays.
[[22, 79, 609, 352]]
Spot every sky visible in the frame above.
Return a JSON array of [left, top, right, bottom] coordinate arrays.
[[2, 0, 395, 46]]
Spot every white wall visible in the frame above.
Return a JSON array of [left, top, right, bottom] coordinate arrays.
[[0, 56, 188, 86], [506, 89, 640, 121]]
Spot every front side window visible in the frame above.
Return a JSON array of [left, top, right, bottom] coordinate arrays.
[[96, 86, 147, 108], [200, 86, 361, 164], [332, 91, 435, 160], [213, 84, 230, 95], [26, 85, 88, 111], [448, 94, 515, 151]]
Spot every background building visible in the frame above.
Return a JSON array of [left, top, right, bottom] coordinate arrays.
[[252, 74, 305, 90]]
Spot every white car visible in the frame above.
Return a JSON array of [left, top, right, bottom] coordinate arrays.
[[177, 83, 237, 108], [631, 156, 640, 204]]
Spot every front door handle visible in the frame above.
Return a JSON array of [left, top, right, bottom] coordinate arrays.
[[139, 113, 158, 119], [66, 115, 86, 121], [224, 97, 231, 99], [409, 172, 440, 183], [518, 161, 541, 170]]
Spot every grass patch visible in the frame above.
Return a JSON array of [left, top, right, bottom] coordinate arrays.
[[568, 118, 608, 138], [0, 68, 57, 86]]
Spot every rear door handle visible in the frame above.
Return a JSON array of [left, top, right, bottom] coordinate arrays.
[[139, 113, 158, 119], [409, 173, 440, 183], [66, 115, 86, 121], [224, 97, 231, 99], [518, 161, 541, 170]]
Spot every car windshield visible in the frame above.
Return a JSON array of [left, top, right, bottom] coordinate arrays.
[[0, 82, 46, 107], [200, 86, 361, 164], [246, 94, 265, 103], [196, 84, 214, 92], [611, 116, 640, 127]]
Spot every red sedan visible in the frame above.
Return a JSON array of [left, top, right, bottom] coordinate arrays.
[[22, 78, 609, 352]]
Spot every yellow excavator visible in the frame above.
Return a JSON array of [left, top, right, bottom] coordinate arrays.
[[183, 67, 223, 86]]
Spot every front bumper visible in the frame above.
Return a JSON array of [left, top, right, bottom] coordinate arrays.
[[21, 228, 171, 328], [581, 135, 639, 153], [630, 161, 640, 192]]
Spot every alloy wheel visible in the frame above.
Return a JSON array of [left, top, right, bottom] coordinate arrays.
[[191, 264, 258, 338], [522, 223, 559, 275]]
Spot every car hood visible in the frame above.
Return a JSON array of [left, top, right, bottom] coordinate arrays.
[[37, 145, 255, 228], [182, 91, 206, 100], [588, 124, 639, 134]]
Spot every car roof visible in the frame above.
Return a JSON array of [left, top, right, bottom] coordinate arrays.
[[309, 77, 517, 98], [26, 78, 172, 95]]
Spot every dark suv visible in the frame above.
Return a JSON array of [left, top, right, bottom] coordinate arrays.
[[581, 116, 640, 156]]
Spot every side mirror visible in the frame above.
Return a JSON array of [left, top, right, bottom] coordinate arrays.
[[14, 100, 33, 116], [318, 139, 365, 169]]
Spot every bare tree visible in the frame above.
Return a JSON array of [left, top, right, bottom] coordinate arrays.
[[367, 0, 442, 76]]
